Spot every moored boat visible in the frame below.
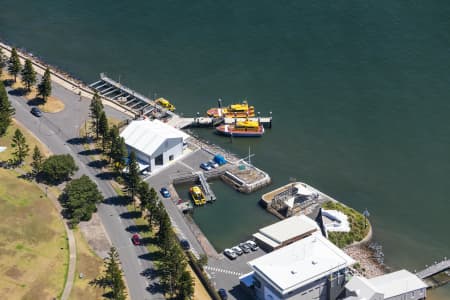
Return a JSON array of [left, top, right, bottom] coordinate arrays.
[[207, 101, 255, 118], [155, 97, 176, 111], [215, 120, 264, 137], [189, 186, 206, 205]]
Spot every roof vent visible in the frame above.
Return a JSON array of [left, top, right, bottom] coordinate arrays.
[[290, 270, 297, 275], [312, 260, 318, 265]]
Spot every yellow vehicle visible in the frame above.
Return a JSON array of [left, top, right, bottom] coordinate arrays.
[[155, 97, 176, 111], [189, 186, 206, 206], [207, 100, 255, 118]]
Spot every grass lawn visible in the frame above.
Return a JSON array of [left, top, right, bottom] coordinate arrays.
[[0, 119, 50, 173], [69, 229, 104, 300], [1, 73, 65, 113], [0, 168, 68, 299], [322, 200, 371, 248]]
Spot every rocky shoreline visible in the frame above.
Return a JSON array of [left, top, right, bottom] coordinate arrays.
[[345, 243, 390, 278]]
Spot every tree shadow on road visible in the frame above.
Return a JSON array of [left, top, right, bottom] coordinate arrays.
[[119, 211, 141, 219], [146, 282, 164, 295], [96, 171, 117, 180], [104, 195, 129, 206], [138, 251, 163, 263], [67, 137, 88, 145], [125, 224, 149, 233], [8, 87, 28, 97], [2, 79, 14, 87], [79, 148, 102, 156], [88, 159, 108, 169], [141, 268, 158, 280], [27, 97, 45, 106]]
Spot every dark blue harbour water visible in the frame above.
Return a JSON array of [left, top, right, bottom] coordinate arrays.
[[1, 1, 449, 297]]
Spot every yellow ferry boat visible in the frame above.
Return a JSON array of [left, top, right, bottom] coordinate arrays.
[[216, 119, 264, 137], [155, 97, 176, 111], [207, 100, 255, 118], [189, 186, 206, 205]]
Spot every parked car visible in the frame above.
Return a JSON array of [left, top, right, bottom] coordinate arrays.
[[160, 187, 171, 198], [223, 248, 237, 260], [239, 242, 251, 253], [208, 160, 219, 168], [246, 240, 259, 251], [180, 239, 190, 250], [131, 233, 141, 245], [30, 107, 42, 117], [200, 162, 212, 171], [231, 246, 243, 256], [218, 288, 228, 300]]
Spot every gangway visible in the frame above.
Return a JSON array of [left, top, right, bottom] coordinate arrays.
[[197, 172, 216, 202]]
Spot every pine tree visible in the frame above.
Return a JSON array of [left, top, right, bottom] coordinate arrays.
[[178, 270, 194, 300], [98, 111, 109, 151], [8, 48, 21, 82], [31, 145, 44, 175], [0, 49, 6, 77], [38, 67, 52, 102], [137, 181, 151, 211], [89, 92, 104, 139], [110, 133, 127, 172], [21, 59, 36, 92], [0, 81, 15, 136], [93, 247, 127, 300], [126, 151, 140, 208], [11, 129, 29, 164]]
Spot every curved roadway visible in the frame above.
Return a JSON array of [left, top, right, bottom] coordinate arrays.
[[7, 82, 163, 300]]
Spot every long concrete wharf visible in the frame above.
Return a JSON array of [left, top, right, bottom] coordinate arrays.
[[416, 259, 450, 280], [90, 73, 176, 119]]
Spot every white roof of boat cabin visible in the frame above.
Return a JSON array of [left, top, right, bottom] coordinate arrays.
[[120, 119, 188, 156], [249, 234, 355, 295]]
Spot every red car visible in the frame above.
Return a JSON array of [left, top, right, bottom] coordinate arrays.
[[132, 234, 141, 245]]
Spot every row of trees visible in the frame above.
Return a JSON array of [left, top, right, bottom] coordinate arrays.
[[133, 166, 194, 299], [89, 92, 128, 172], [0, 48, 52, 101], [0, 80, 15, 136], [85, 93, 193, 298]]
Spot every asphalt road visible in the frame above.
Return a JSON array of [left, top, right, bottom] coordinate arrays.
[[7, 82, 163, 300]]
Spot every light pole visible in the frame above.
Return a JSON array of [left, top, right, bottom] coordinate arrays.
[[363, 208, 370, 228]]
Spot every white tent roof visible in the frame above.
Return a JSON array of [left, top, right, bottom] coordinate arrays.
[[249, 234, 355, 295], [368, 270, 427, 299], [120, 119, 188, 156]]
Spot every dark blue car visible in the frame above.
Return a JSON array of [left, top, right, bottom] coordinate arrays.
[[160, 187, 171, 198], [31, 107, 42, 117], [218, 288, 228, 300]]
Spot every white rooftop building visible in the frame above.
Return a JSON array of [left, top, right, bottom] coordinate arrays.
[[120, 119, 189, 173], [247, 234, 355, 300], [252, 215, 320, 251], [344, 270, 427, 300]]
